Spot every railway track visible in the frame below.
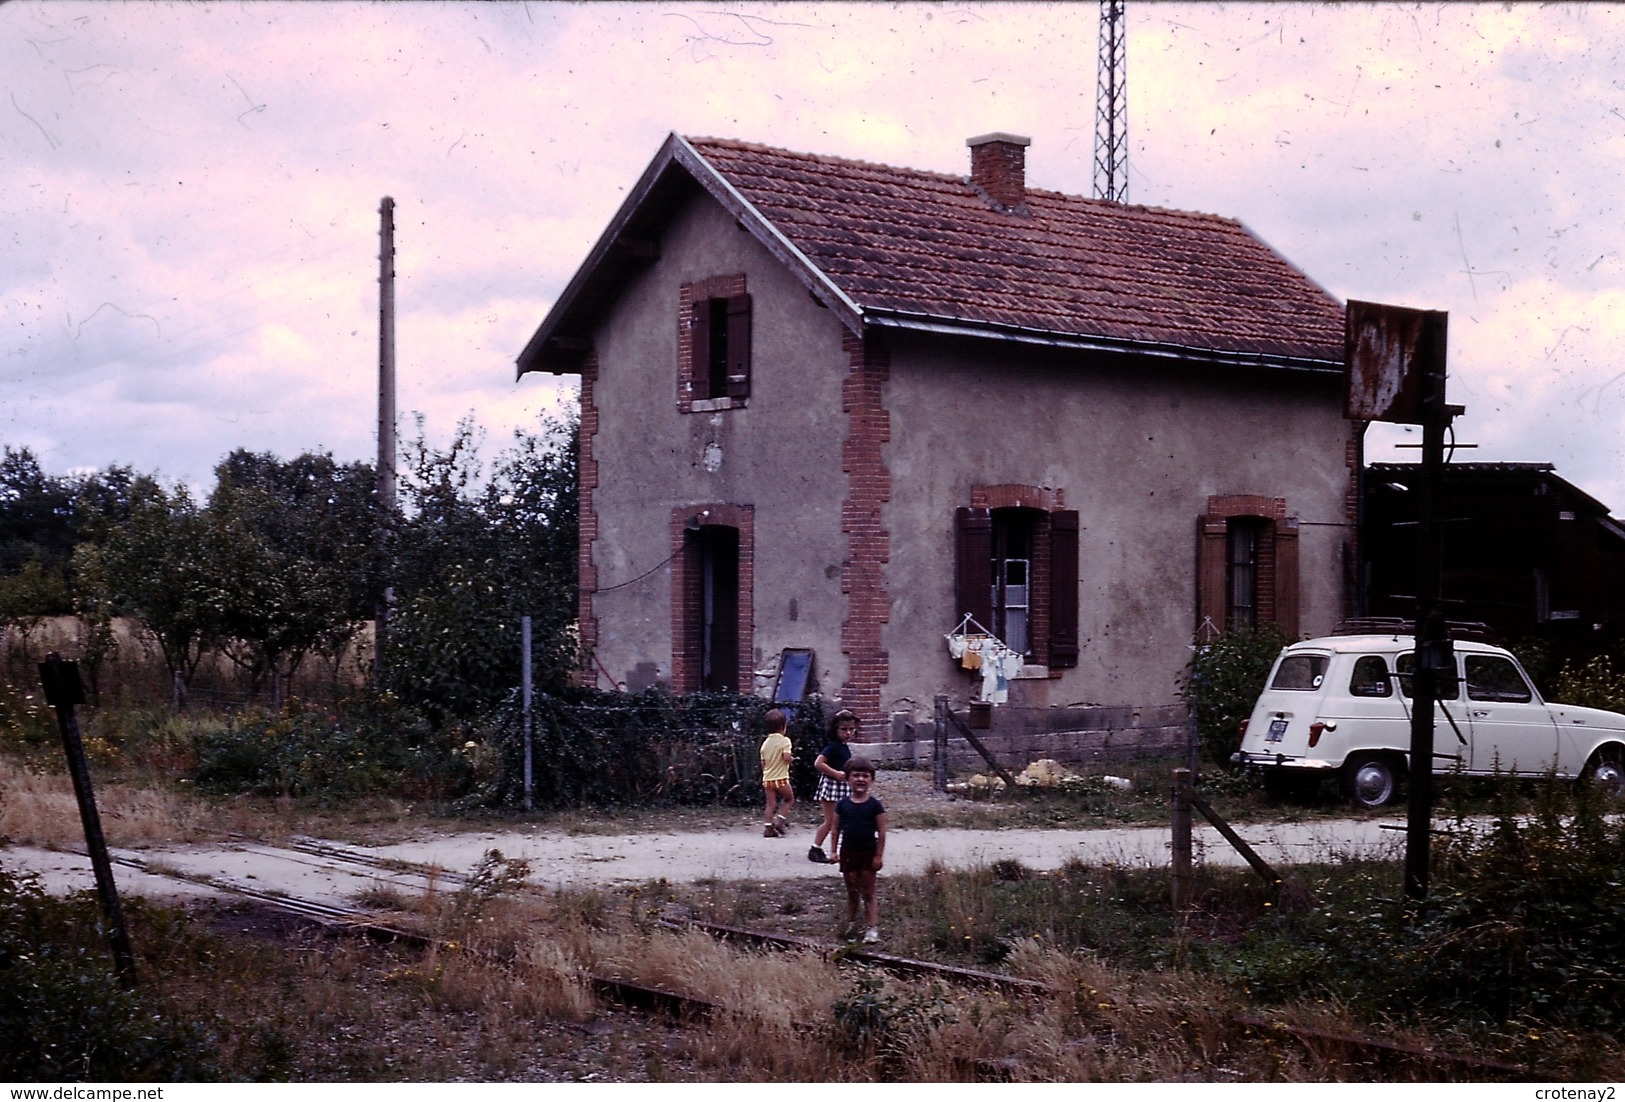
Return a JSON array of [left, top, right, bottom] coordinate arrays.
[[92, 839, 1528, 1079]]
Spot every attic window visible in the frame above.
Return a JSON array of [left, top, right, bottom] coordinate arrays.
[[680, 275, 751, 411]]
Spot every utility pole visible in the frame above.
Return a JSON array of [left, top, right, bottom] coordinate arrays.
[[375, 197, 397, 681], [1345, 301, 1460, 902], [1094, 0, 1129, 202]]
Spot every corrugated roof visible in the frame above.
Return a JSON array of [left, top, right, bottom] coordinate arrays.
[[517, 133, 1347, 375]]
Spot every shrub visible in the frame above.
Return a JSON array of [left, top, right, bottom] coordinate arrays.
[[466, 688, 827, 809], [0, 867, 218, 1081], [191, 694, 468, 804], [1549, 654, 1625, 713], [1180, 625, 1293, 766]]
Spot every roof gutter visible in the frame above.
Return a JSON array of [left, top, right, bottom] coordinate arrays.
[[860, 309, 1345, 375]]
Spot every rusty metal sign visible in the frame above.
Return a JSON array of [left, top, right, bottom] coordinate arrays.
[[1344, 300, 1447, 424]]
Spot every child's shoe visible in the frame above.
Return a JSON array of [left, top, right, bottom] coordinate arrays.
[[773, 813, 789, 832], [862, 927, 881, 944], [807, 846, 827, 863], [764, 824, 779, 837]]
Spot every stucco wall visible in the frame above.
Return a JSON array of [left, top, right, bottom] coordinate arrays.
[[583, 189, 1355, 730], [880, 332, 1355, 720], [586, 192, 852, 694]]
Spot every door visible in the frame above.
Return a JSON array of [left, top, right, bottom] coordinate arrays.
[[1462, 653, 1557, 774], [695, 525, 739, 692]]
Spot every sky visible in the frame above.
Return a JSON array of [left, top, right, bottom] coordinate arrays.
[[4, 1, 1624, 510]]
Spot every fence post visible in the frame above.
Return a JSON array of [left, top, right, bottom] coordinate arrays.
[[1171, 767, 1193, 912], [933, 695, 948, 792], [522, 616, 533, 812]]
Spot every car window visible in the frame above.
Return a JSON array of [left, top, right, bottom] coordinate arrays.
[[1465, 655, 1534, 703], [1269, 654, 1328, 691], [1394, 652, 1461, 700], [1349, 655, 1392, 697]]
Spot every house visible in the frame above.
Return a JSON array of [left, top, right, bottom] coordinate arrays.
[[516, 132, 1357, 746], [1363, 461, 1625, 664]]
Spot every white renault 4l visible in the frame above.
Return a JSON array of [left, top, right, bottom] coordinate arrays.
[[1233, 631, 1625, 808]]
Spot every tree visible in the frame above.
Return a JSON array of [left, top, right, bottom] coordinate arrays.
[[384, 414, 578, 726], [74, 479, 222, 687], [205, 451, 384, 702]]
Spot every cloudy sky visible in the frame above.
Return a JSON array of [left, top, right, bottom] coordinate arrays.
[[5, 2, 1624, 510]]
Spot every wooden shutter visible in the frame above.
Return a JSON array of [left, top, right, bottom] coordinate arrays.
[[1048, 510, 1080, 668], [1273, 518, 1301, 638], [724, 293, 752, 399], [690, 300, 711, 395], [954, 507, 994, 632], [1196, 513, 1228, 640]]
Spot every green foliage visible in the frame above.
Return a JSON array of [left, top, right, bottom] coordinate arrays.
[[467, 688, 825, 810], [73, 479, 220, 682], [832, 972, 957, 1072], [1180, 624, 1294, 766], [1549, 654, 1625, 713], [205, 450, 383, 696], [382, 415, 578, 726], [191, 696, 468, 804], [0, 867, 218, 1081], [1206, 781, 1625, 1034]]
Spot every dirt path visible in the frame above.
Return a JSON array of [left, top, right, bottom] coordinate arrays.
[[4, 770, 1407, 909]]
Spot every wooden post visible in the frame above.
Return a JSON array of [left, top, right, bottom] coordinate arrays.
[[932, 695, 949, 792], [1171, 767, 1193, 911], [40, 655, 137, 989]]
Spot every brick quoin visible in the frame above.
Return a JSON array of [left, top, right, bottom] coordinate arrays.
[[577, 352, 602, 686], [840, 331, 891, 739]]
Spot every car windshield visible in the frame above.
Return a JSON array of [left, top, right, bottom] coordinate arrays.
[[1270, 654, 1328, 691]]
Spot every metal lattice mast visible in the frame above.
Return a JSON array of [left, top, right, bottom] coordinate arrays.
[[1094, 0, 1128, 203]]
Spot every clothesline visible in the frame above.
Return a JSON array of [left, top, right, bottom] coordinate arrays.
[[943, 615, 1024, 704]]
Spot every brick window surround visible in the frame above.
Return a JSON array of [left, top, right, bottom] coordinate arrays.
[[670, 502, 755, 694], [955, 484, 1079, 671], [678, 274, 750, 413], [1197, 494, 1300, 640]]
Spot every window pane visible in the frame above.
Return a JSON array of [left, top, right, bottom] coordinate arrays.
[[1395, 652, 1462, 700], [1465, 655, 1533, 703], [1349, 655, 1391, 697], [1270, 654, 1327, 691]]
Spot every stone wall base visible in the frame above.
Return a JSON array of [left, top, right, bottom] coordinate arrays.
[[852, 703, 1195, 773]]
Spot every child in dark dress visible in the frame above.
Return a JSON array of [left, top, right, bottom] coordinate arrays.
[[835, 757, 886, 943]]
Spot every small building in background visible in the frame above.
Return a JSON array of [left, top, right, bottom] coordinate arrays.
[[1363, 461, 1625, 669]]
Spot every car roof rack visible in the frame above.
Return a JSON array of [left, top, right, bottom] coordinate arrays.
[[1331, 617, 1499, 642]]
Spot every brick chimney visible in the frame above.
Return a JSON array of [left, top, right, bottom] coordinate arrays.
[[967, 132, 1031, 211]]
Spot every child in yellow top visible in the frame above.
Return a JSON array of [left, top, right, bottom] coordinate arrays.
[[759, 708, 794, 837]]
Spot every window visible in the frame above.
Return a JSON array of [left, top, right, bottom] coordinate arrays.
[[1226, 517, 1264, 630], [991, 510, 1036, 654], [1465, 655, 1533, 703], [1349, 655, 1392, 697], [690, 292, 751, 401], [955, 504, 1079, 669], [1269, 654, 1328, 691], [1395, 652, 1462, 700], [1196, 496, 1300, 639]]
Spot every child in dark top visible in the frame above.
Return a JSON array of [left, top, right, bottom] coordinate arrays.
[[835, 756, 886, 943], [809, 709, 858, 864]]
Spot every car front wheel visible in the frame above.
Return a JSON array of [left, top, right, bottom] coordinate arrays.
[[1582, 746, 1625, 798], [1342, 754, 1402, 809]]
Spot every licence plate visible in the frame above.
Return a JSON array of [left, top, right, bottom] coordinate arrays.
[[1266, 718, 1288, 743]]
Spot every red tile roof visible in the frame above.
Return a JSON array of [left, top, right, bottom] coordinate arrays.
[[686, 136, 1344, 367]]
